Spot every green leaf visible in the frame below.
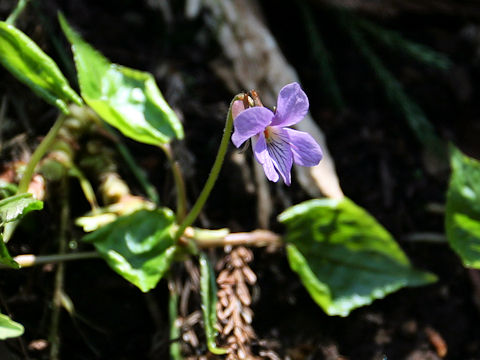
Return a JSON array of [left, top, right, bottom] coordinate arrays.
[[0, 21, 82, 113], [0, 234, 19, 269], [445, 145, 480, 268], [59, 14, 184, 145], [279, 198, 436, 316], [0, 194, 43, 269], [199, 252, 227, 355], [82, 208, 177, 292], [0, 313, 24, 340], [0, 193, 43, 225]]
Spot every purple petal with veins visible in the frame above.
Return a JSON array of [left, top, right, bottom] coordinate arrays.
[[265, 128, 293, 185], [283, 128, 323, 167], [230, 82, 322, 185], [254, 133, 279, 182]]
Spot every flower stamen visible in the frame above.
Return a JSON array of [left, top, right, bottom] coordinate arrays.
[[263, 127, 270, 140]]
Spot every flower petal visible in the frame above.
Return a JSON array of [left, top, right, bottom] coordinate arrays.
[[283, 128, 323, 166], [270, 82, 309, 127], [266, 128, 293, 185], [232, 107, 274, 147], [231, 99, 246, 119], [254, 133, 279, 183]]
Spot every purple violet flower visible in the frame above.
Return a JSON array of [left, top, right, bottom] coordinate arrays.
[[231, 82, 323, 185]]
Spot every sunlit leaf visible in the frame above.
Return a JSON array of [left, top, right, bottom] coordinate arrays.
[[0, 194, 43, 268], [0, 21, 82, 113], [82, 209, 177, 292], [59, 14, 184, 145], [279, 198, 436, 316], [0, 313, 24, 340], [0, 193, 43, 225], [445, 145, 480, 268], [199, 252, 227, 355]]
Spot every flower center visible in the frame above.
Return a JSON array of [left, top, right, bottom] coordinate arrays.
[[264, 126, 272, 142]]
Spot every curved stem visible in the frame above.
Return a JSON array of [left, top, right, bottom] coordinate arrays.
[[69, 165, 99, 211], [162, 144, 187, 222], [174, 94, 243, 241], [18, 114, 67, 194], [4, 113, 67, 243]]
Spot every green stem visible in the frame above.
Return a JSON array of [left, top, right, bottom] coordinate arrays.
[[18, 114, 67, 194], [101, 123, 160, 204], [4, 114, 67, 243], [69, 165, 99, 211], [174, 94, 242, 241], [162, 144, 187, 222], [6, 0, 30, 25], [168, 277, 182, 360], [115, 140, 160, 205], [0, 251, 100, 269], [49, 178, 69, 360], [0, 229, 280, 270]]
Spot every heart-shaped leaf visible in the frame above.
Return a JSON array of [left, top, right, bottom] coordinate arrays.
[[59, 14, 183, 145], [279, 198, 436, 316], [83, 208, 177, 292], [0, 21, 82, 113]]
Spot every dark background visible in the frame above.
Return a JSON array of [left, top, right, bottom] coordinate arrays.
[[1, 0, 480, 359]]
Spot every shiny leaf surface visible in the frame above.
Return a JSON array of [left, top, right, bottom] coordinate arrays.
[[59, 14, 183, 145], [83, 209, 177, 292], [279, 198, 436, 316], [0, 193, 43, 225], [0, 21, 82, 113]]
